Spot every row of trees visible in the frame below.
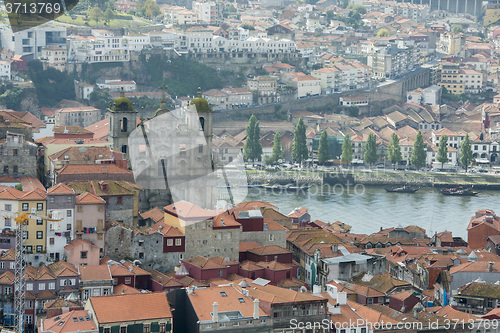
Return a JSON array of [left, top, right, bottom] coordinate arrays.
[[244, 115, 476, 170], [340, 130, 475, 170]]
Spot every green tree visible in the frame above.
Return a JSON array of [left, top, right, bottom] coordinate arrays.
[[387, 133, 402, 167], [364, 132, 378, 166], [348, 105, 359, 117], [292, 118, 308, 163], [241, 24, 255, 30], [28, 60, 76, 107], [341, 134, 353, 165], [144, 0, 160, 18], [243, 115, 262, 164], [377, 28, 390, 38], [347, 3, 367, 14], [271, 132, 283, 164], [89, 89, 112, 110], [451, 24, 463, 33], [436, 134, 449, 169], [89, 7, 104, 24], [104, 8, 114, 23], [318, 130, 330, 165], [460, 133, 473, 172], [410, 130, 426, 168]]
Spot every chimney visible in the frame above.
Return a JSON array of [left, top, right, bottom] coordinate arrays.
[[253, 299, 260, 319], [337, 292, 347, 305], [213, 302, 219, 323], [489, 262, 494, 272], [312, 284, 321, 294]]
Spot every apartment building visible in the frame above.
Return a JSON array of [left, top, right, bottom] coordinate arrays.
[[192, 1, 222, 25], [367, 43, 416, 79], [40, 45, 67, 71], [437, 62, 485, 95]]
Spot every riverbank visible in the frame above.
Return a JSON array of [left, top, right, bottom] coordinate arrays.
[[245, 169, 500, 190]]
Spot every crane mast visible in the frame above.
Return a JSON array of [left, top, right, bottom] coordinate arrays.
[[14, 214, 28, 333]]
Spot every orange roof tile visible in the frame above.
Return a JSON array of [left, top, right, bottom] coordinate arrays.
[[47, 183, 75, 195], [42, 310, 96, 333], [89, 292, 172, 324], [75, 192, 106, 205], [78, 265, 112, 281]]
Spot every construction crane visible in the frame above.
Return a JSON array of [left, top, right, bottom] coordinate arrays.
[[13, 212, 62, 333]]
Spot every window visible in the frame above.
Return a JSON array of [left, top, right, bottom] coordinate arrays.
[[67, 224, 71, 230], [167, 239, 173, 246], [37, 218, 43, 225], [26, 246, 32, 253], [84, 289, 90, 300], [5, 204, 11, 211], [67, 197, 72, 203], [121, 327, 127, 333], [116, 196, 123, 205], [12, 149, 17, 156], [26, 283, 33, 291], [37, 203, 43, 211], [139, 252, 144, 259], [125, 277, 131, 284], [37, 231, 43, 239], [39, 283, 45, 290], [143, 324, 150, 333], [77, 206, 83, 213], [269, 234, 275, 241], [175, 238, 181, 246], [159, 323, 166, 333], [49, 282, 55, 290], [36, 245, 43, 252], [67, 210, 72, 217], [22, 203, 29, 211], [104, 328, 110, 333], [49, 238, 54, 245], [80, 251, 88, 259], [5, 218, 11, 227]]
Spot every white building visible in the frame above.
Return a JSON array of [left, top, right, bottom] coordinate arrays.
[[0, 60, 11, 80], [0, 24, 67, 59], [192, 1, 222, 25], [290, 75, 321, 99]]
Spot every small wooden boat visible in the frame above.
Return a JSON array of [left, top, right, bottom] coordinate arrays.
[[439, 186, 478, 196], [385, 185, 419, 193]]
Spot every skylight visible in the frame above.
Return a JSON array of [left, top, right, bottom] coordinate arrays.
[[238, 298, 245, 303], [220, 291, 227, 296]]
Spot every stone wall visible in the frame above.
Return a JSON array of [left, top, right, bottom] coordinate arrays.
[[239, 229, 286, 248], [184, 220, 240, 261]]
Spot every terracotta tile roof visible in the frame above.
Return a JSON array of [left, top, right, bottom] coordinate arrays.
[[57, 164, 132, 176], [19, 176, 46, 192], [235, 201, 277, 210], [428, 305, 479, 322], [256, 261, 292, 271], [164, 200, 216, 221], [287, 207, 308, 218], [19, 188, 47, 200], [0, 270, 14, 284], [0, 186, 24, 200], [36, 290, 57, 299], [351, 273, 410, 294], [53, 126, 93, 135], [247, 245, 291, 256], [75, 192, 106, 205], [43, 298, 82, 311], [188, 286, 267, 322], [243, 280, 326, 304], [122, 262, 151, 276], [89, 292, 172, 324], [150, 221, 184, 237], [84, 118, 109, 140], [78, 265, 112, 281], [48, 261, 79, 277], [450, 261, 500, 274], [64, 239, 99, 251], [149, 269, 183, 288], [348, 283, 385, 298], [140, 207, 164, 223], [347, 300, 400, 325], [49, 146, 120, 163], [47, 183, 75, 195], [458, 281, 500, 298], [114, 283, 141, 295], [390, 291, 414, 301], [213, 211, 241, 228], [42, 310, 96, 333], [183, 256, 237, 270], [264, 219, 287, 231], [239, 242, 261, 252], [239, 261, 264, 272]]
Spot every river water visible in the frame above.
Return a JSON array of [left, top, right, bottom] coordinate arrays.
[[243, 186, 500, 240]]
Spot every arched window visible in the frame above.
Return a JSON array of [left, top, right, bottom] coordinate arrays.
[[121, 118, 128, 132], [199, 117, 205, 131]]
